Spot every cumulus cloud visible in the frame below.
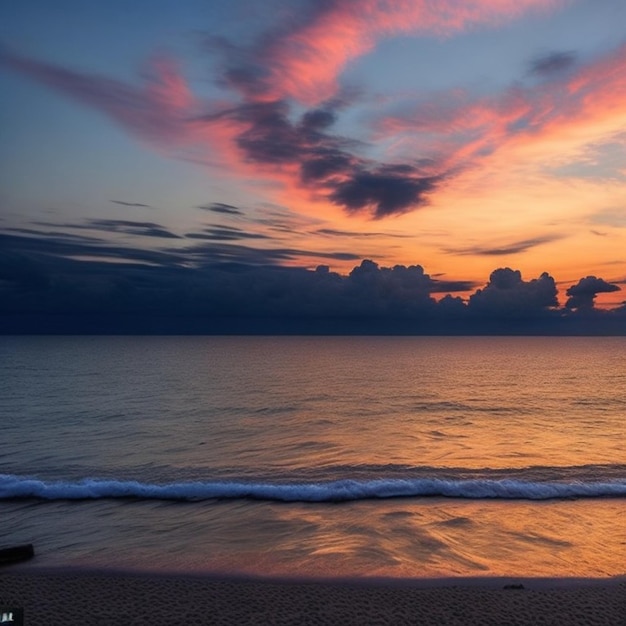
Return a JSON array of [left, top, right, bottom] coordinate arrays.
[[565, 276, 621, 310], [1, 227, 624, 334], [468, 267, 558, 316], [343, 260, 436, 316]]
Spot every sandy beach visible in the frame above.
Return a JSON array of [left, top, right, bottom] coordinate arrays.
[[1, 567, 624, 625]]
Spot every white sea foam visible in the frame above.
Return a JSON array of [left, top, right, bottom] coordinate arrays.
[[1, 474, 625, 502]]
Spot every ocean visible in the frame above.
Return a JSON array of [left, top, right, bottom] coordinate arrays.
[[1, 335, 625, 579]]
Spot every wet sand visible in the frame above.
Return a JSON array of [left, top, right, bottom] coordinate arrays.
[[1, 567, 624, 625]]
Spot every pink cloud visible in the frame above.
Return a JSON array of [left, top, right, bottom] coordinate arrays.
[[0, 46, 194, 147], [5, 1, 608, 221], [0, 44, 301, 193], [242, 0, 566, 103], [374, 42, 626, 174]]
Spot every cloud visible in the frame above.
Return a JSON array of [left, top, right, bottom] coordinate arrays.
[[111, 200, 152, 208], [0, 230, 185, 268], [529, 50, 577, 76], [430, 279, 478, 293], [199, 98, 446, 217], [329, 168, 444, 218], [0, 1, 584, 226], [1, 227, 624, 334], [177, 239, 362, 265], [0, 45, 194, 148], [448, 235, 562, 256], [565, 276, 621, 310], [6, 226, 103, 243], [206, 0, 562, 104], [251, 205, 324, 234], [314, 227, 409, 238], [198, 202, 244, 215], [0, 224, 365, 280], [0, 3, 573, 222], [375, 42, 626, 177], [226, 100, 310, 163], [468, 268, 559, 316], [184, 225, 271, 241], [84, 219, 182, 239], [0, 247, 51, 293], [201, 100, 351, 171]]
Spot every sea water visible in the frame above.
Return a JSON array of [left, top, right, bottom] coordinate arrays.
[[1, 336, 624, 578]]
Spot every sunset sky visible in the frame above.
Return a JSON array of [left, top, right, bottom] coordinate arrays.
[[1, 0, 625, 333]]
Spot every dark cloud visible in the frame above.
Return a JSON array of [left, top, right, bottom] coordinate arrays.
[[329, 168, 443, 218], [83, 219, 181, 239], [0, 231, 185, 268], [565, 276, 621, 310], [314, 228, 409, 238], [203, 1, 334, 99], [3, 38, 447, 221], [300, 149, 354, 183], [437, 294, 467, 316], [448, 235, 561, 256], [0, 232, 626, 334], [209, 98, 354, 163], [234, 101, 305, 163], [200, 98, 446, 218], [198, 203, 244, 215], [430, 279, 478, 293], [301, 108, 337, 131], [6, 226, 103, 243], [111, 200, 152, 208], [177, 239, 361, 265], [42, 218, 181, 240], [184, 226, 271, 241], [529, 51, 577, 76], [0, 225, 364, 295], [0, 248, 50, 293], [205, 34, 270, 99], [1, 227, 624, 335], [468, 268, 559, 316]]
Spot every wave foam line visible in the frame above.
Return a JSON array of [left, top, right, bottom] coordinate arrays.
[[1, 475, 625, 502]]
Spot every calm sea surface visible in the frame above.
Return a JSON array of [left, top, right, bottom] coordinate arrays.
[[1, 336, 625, 579]]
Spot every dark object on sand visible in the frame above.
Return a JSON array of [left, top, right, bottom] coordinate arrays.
[[0, 544, 35, 566], [503, 583, 525, 590]]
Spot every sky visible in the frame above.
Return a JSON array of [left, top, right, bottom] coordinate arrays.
[[1, 0, 625, 334]]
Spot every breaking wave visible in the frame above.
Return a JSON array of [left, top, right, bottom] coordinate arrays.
[[1, 473, 625, 502]]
